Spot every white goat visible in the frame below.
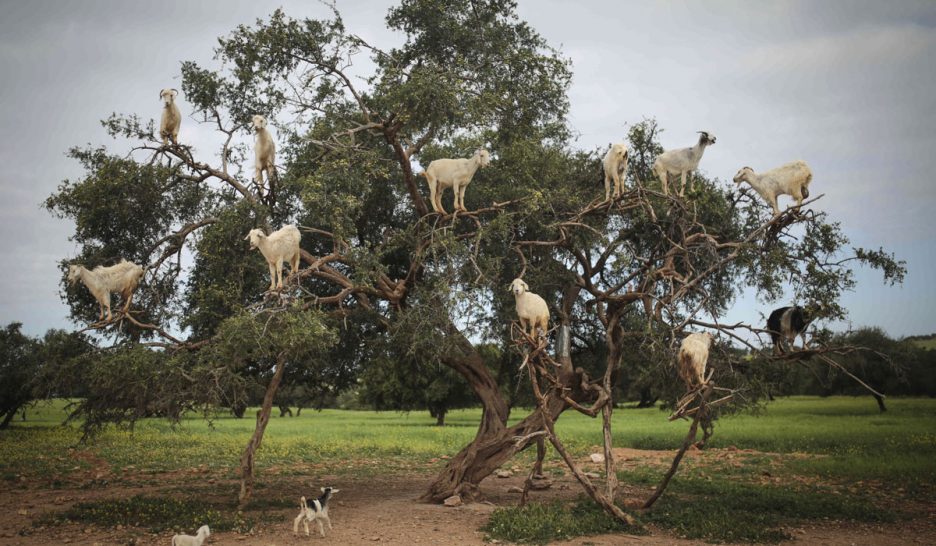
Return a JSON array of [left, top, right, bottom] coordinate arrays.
[[510, 278, 550, 339], [733, 160, 813, 215], [678, 332, 714, 389], [422, 148, 491, 214], [252, 115, 276, 190], [652, 131, 716, 196], [602, 143, 629, 201], [159, 88, 181, 146], [245, 224, 301, 291], [67, 259, 145, 321], [171, 524, 210, 546]]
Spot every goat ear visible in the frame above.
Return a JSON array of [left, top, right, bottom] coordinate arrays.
[[321, 487, 326, 493], [244, 233, 251, 241]]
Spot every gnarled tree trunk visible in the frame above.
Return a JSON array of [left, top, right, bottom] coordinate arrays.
[[422, 286, 583, 502], [238, 352, 287, 508]]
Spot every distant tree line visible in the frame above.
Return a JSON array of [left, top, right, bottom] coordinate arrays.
[[2, 321, 932, 430]]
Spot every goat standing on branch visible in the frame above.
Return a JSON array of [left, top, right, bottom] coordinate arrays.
[[245, 225, 301, 291], [422, 148, 491, 214], [733, 160, 813, 216], [766, 304, 823, 354], [510, 278, 550, 340], [678, 332, 714, 389], [67, 260, 145, 322], [252, 114, 276, 194], [652, 131, 716, 196], [159, 88, 181, 146], [602, 142, 629, 201]]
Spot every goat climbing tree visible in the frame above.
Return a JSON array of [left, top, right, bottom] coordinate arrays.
[[47, 0, 904, 517]]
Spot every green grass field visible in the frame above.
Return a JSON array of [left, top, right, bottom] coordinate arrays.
[[2, 397, 934, 543], [3, 397, 933, 481], [911, 337, 936, 350]]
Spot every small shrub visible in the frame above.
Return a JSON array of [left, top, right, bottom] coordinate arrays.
[[482, 498, 640, 544], [38, 495, 252, 533]]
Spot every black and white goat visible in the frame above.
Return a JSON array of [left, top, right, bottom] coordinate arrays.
[[766, 304, 824, 354], [293, 486, 340, 538]]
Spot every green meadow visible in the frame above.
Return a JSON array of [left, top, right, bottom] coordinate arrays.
[[2, 397, 934, 543]]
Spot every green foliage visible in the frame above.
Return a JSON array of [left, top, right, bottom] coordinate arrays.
[[907, 334, 936, 351], [0, 323, 39, 428], [639, 479, 893, 543], [760, 328, 936, 398], [483, 497, 636, 544], [357, 348, 478, 424], [41, 495, 256, 533]]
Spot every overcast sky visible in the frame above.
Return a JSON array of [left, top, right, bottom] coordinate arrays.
[[1, 0, 934, 339]]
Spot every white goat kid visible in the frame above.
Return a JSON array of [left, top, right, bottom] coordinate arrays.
[[602, 143, 629, 201], [67, 260, 145, 321], [678, 332, 714, 390], [733, 160, 813, 216], [652, 131, 716, 196], [423, 148, 491, 214], [294, 487, 339, 538], [510, 278, 550, 340], [252, 115, 276, 190], [159, 88, 181, 146], [171, 524, 210, 546], [245, 225, 301, 291]]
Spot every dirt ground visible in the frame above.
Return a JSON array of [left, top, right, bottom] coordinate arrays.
[[1, 448, 933, 546]]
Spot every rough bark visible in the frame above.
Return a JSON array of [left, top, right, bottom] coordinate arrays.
[[643, 385, 712, 509], [0, 410, 16, 430], [421, 286, 582, 502], [238, 353, 287, 507]]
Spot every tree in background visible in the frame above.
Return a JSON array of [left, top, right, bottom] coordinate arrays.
[[0, 323, 39, 429]]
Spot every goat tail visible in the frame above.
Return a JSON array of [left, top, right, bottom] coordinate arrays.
[[300, 496, 308, 511]]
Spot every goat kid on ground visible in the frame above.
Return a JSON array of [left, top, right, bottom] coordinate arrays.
[[171, 524, 210, 546], [294, 487, 339, 538]]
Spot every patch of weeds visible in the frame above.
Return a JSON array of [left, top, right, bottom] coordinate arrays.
[[638, 477, 894, 543], [36, 495, 255, 534], [482, 497, 642, 545], [242, 496, 296, 510]]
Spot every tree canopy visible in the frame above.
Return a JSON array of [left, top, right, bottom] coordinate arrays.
[[44, 0, 904, 515]]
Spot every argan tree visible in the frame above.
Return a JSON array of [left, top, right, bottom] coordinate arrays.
[[46, 0, 903, 518]]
